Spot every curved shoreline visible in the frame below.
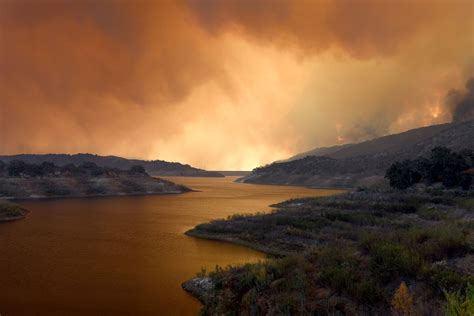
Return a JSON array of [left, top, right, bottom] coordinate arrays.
[[233, 176, 354, 191], [181, 188, 346, 305], [182, 230, 280, 303], [185, 229, 288, 257]]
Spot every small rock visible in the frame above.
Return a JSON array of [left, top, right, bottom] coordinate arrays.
[[182, 277, 214, 303]]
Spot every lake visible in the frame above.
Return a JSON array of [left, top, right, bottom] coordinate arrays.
[[0, 176, 342, 315]]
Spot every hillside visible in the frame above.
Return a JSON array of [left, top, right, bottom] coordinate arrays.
[[285, 143, 355, 162], [241, 120, 474, 188], [0, 154, 224, 177], [185, 189, 474, 315], [0, 161, 191, 199], [289, 122, 465, 161]]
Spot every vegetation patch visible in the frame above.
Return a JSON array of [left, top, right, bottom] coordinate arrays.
[[0, 202, 28, 221], [385, 147, 473, 190], [187, 187, 474, 314]]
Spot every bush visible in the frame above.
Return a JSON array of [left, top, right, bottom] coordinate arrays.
[[317, 249, 360, 294], [129, 165, 147, 175], [444, 283, 474, 316], [366, 241, 423, 282], [385, 160, 421, 189], [418, 225, 469, 261], [316, 247, 384, 304], [7, 160, 27, 177], [426, 266, 472, 296], [391, 281, 413, 314], [417, 207, 448, 221]]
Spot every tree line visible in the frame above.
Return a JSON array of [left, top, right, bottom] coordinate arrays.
[[385, 147, 473, 190], [0, 160, 147, 178]]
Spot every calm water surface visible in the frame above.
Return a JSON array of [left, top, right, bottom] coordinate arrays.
[[0, 177, 343, 315]]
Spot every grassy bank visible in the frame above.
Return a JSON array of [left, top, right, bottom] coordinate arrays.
[[186, 188, 474, 315]]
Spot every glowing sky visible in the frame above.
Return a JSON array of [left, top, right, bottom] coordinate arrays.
[[1, 0, 473, 170]]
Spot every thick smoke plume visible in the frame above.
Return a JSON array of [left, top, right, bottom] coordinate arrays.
[[1, 0, 473, 169], [446, 78, 474, 122]]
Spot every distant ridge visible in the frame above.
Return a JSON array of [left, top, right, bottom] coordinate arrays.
[[0, 153, 224, 177], [240, 120, 474, 188]]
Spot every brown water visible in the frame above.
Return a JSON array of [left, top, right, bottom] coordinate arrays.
[[0, 177, 342, 315]]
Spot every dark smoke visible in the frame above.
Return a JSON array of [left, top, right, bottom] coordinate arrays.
[[446, 77, 474, 122]]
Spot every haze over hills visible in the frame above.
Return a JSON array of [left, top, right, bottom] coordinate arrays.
[[240, 120, 474, 188], [0, 154, 224, 177]]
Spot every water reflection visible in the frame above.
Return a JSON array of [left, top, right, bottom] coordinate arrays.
[[0, 177, 342, 315]]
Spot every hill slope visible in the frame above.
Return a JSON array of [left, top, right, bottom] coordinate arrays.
[[0, 154, 224, 177], [0, 163, 191, 199], [241, 120, 474, 187]]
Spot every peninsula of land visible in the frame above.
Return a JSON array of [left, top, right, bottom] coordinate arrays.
[[0, 160, 191, 200]]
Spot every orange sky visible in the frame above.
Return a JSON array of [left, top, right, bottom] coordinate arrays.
[[1, 0, 473, 170]]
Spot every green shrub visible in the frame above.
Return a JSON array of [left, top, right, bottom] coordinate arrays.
[[417, 207, 448, 221], [426, 266, 471, 295], [418, 225, 469, 261], [367, 241, 423, 282], [324, 212, 380, 226], [457, 198, 474, 212], [444, 283, 474, 316]]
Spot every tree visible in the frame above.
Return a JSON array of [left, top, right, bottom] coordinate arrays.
[[459, 149, 474, 168], [24, 163, 44, 177], [7, 160, 27, 177], [429, 147, 453, 183], [385, 160, 421, 189], [386, 147, 471, 190], [412, 157, 431, 182], [441, 152, 468, 188], [61, 163, 79, 175], [460, 174, 472, 191], [41, 162, 56, 175], [130, 165, 146, 175], [79, 162, 104, 176]]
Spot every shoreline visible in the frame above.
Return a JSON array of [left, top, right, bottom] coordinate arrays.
[[181, 187, 346, 303], [0, 213, 28, 223], [185, 229, 288, 257], [233, 177, 355, 191], [182, 230, 282, 303], [1, 189, 196, 202], [182, 188, 474, 314]]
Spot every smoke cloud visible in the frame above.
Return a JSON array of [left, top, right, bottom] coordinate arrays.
[[0, 0, 473, 169], [446, 78, 474, 122]]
